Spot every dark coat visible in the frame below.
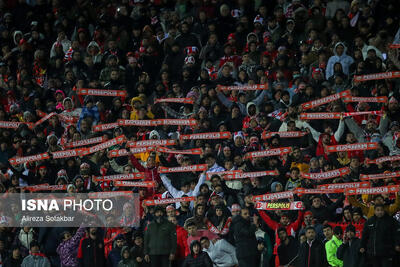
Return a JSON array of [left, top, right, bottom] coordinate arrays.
[[144, 218, 177, 256], [232, 215, 258, 259], [337, 237, 363, 267], [278, 236, 299, 266], [77, 237, 106, 267], [360, 214, 400, 257], [182, 252, 213, 267], [296, 239, 328, 267]]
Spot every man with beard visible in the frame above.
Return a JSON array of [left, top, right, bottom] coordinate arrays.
[[144, 206, 177, 267], [77, 228, 106, 267], [277, 227, 299, 266], [297, 226, 328, 267]]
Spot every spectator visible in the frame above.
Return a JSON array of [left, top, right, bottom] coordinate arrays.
[[118, 246, 137, 267], [359, 204, 400, 267], [297, 226, 328, 267], [324, 225, 343, 267], [56, 225, 86, 267], [200, 236, 238, 267], [77, 228, 106, 267], [182, 240, 212, 267], [21, 240, 50, 267], [144, 206, 177, 267], [337, 224, 363, 267], [3, 246, 22, 267]]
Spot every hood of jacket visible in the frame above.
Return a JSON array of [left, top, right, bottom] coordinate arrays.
[[86, 41, 101, 54], [13, 30, 23, 45], [120, 246, 130, 257], [246, 101, 258, 116], [333, 42, 348, 57]]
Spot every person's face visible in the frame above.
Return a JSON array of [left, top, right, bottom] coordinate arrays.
[[287, 122, 296, 131], [346, 133, 356, 143], [200, 238, 210, 249], [187, 225, 197, 236], [336, 45, 344, 56], [192, 243, 201, 254], [75, 178, 84, 188], [306, 229, 316, 241], [350, 158, 360, 168], [168, 216, 178, 225], [116, 239, 125, 248], [345, 230, 355, 239], [278, 230, 288, 241], [280, 216, 289, 226], [166, 208, 175, 218], [312, 198, 321, 208], [30, 245, 39, 254], [323, 227, 333, 240], [155, 210, 163, 219], [181, 184, 190, 193], [344, 209, 352, 220], [374, 206, 384, 218], [241, 209, 250, 221], [196, 205, 205, 216], [292, 149, 301, 160], [12, 248, 20, 258], [146, 157, 155, 168], [353, 212, 361, 222], [205, 157, 215, 168], [134, 236, 143, 246], [374, 196, 384, 205], [216, 208, 223, 217]]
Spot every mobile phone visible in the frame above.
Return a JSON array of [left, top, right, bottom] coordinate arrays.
[[382, 53, 387, 60]]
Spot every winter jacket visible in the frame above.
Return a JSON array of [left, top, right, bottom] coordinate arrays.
[[56, 226, 86, 267], [360, 214, 400, 257], [117, 246, 137, 267], [277, 236, 299, 266], [144, 218, 177, 256], [108, 246, 123, 267], [232, 215, 258, 259], [296, 239, 328, 267], [325, 235, 343, 267], [77, 236, 106, 267], [3, 256, 23, 267], [129, 155, 160, 195], [337, 237, 363, 267], [326, 42, 354, 79], [183, 241, 213, 267], [203, 238, 238, 267], [21, 253, 51, 267]]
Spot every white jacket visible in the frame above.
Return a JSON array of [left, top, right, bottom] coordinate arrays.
[[203, 239, 238, 267]]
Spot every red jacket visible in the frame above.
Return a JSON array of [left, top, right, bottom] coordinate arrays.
[[129, 155, 160, 195], [176, 225, 189, 259], [259, 210, 304, 255]]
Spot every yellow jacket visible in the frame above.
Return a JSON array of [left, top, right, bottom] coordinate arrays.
[[348, 194, 400, 218]]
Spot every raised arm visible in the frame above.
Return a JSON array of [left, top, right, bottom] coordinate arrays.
[[160, 173, 180, 198], [258, 210, 279, 230], [378, 114, 390, 136], [193, 173, 206, 196], [334, 119, 345, 142], [302, 121, 321, 142], [344, 117, 364, 142], [216, 91, 233, 109], [129, 154, 146, 172]]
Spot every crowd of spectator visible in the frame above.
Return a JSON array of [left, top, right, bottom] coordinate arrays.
[[1, 0, 400, 267]]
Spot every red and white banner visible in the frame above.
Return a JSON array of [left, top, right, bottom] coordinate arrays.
[[157, 147, 202, 155], [301, 90, 350, 110], [295, 188, 339, 194], [65, 136, 106, 148], [300, 112, 341, 120], [22, 184, 67, 192], [158, 164, 208, 173], [262, 131, 307, 139], [94, 172, 146, 182], [118, 119, 157, 127], [255, 201, 305, 210], [224, 170, 278, 180], [180, 132, 232, 140], [366, 155, 400, 164], [144, 196, 195, 206], [317, 182, 371, 191], [82, 135, 126, 156], [113, 180, 156, 188], [108, 149, 131, 158], [244, 147, 292, 159], [77, 88, 127, 97], [345, 185, 400, 195], [217, 84, 268, 91], [354, 71, 400, 82], [327, 142, 378, 152], [93, 122, 119, 132], [300, 111, 382, 120], [206, 170, 243, 180], [302, 167, 350, 180], [52, 148, 86, 159], [342, 96, 388, 103], [360, 171, 400, 180], [155, 98, 194, 104], [157, 119, 197, 126], [389, 44, 400, 49], [9, 152, 50, 165], [253, 191, 294, 201], [34, 112, 56, 126], [88, 191, 133, 198], [127, 139, 176, 148], [0, 121, 30, 129]]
